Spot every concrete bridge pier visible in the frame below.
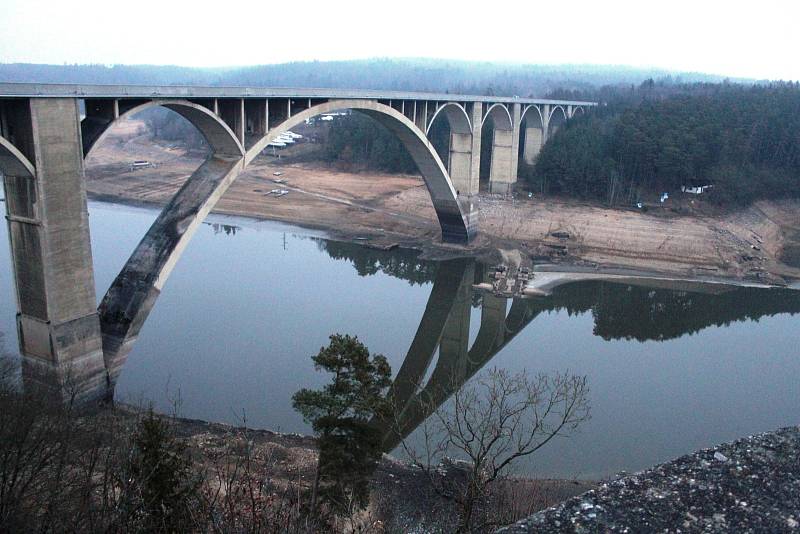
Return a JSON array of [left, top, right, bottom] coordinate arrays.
[[522, 126, 544, 164], [448, 131, 473, 197], [509, 103, 522, 187], [486, 104, 518, 195], [446, 102, 483, 199], [521, 105, 546, 165], [1, 98, 107, 402]]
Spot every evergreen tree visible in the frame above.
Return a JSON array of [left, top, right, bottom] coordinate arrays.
[[130, 411, 196, 532], [292, 334, 392, 515]]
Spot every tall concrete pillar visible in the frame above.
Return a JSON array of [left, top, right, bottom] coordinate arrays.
[[542, 104, 551, 144], [523, 126, 544, 164], [488, 128, 515, 194], [468, 103, 482, 196], [3, 98, 106, 401], [448, 132, 472, 196], [509, 103, 521, 182]]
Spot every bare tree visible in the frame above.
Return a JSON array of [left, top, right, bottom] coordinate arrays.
[[397, 367, 589, 532]]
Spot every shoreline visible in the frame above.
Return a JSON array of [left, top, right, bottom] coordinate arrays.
[[87, 189, 799, 289]]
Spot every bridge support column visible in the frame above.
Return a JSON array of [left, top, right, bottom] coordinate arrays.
[[488, 128, 515, 194], [523, 126, 544, 164], [468, 103, 482, 196], [542, 104, 552, 144], [3, 98, 106, 402], [448, 132, 473, 197], [510, 103, 521, 182]]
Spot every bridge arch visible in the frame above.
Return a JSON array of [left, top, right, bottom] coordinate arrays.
[[481, 103, 513, 130], [98, 99, 476, 386], [424, 102, 475, 197], [84, 99, 244, 159], [0, 134, 35, 178], [548, 105, 567, 138], [425, 102, 472, 135], [0, 135, 37, 225], [246, 99, 474, 242], [549, 105, 567, 122], [521, 104, 544, 128]]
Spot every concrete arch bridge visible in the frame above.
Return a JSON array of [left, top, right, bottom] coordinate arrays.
[[0, 84, 594, 400]]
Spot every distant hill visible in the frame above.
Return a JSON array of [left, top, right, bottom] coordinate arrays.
[[0, 58, 742, 97]]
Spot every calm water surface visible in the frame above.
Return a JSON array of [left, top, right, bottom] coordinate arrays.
[[1, 200, 799, 479]]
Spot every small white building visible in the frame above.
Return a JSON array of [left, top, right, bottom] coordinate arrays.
[[681, 185, 713, 195]]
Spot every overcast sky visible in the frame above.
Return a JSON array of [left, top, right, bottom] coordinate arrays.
[[1, 0, 798, 81]]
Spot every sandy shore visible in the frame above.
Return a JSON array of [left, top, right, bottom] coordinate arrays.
[[84, 123, 800, 285]]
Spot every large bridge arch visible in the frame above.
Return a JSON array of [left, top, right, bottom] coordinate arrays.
[[97, 99, 476, 388], [246, 99, 475, 242]]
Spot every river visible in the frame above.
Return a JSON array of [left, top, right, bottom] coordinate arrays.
[[1, 200, 799, 480]]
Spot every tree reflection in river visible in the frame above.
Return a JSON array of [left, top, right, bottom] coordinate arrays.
[[307, 247, 800, 455]]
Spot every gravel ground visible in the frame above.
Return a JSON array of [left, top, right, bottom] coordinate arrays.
[[498, 426, 800, 533]]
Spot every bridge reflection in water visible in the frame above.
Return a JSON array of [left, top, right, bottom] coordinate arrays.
[[356, 250, 800, 453], [382, 259, 540, 450]]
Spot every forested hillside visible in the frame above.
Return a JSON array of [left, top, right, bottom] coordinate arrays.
[[532, 82, 800, 206], [0, 59, 729, 95]]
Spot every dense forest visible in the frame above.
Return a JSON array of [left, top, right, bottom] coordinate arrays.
[[320, 113, 418, 173], [321, 111, 451, 174], [532, 81, 800, 206]]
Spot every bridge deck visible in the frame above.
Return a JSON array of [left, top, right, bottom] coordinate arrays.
[[0, 82, 597, 106]]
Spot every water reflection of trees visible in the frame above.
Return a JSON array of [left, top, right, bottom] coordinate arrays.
[[205, 222, 241, 236], [544, 282, 800, 342], [316, 239, 438, 286], [319, 237, 800, 342]]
